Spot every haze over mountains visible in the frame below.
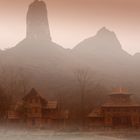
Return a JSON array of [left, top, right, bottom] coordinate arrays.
[[0, 0, 140, 97]]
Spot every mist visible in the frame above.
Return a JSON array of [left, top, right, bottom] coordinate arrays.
[[0, 0, 140, 139]]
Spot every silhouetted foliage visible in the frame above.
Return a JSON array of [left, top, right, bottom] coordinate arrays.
[[0, 87, 10, 121]]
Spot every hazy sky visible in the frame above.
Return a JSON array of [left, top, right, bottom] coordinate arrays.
[[0, 0, 140, 55]]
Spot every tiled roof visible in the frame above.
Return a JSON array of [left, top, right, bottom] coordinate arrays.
[[102, 89, 140, 107], [88, 108, 103, 118], [23, 88, 39, 100], [23, 88, 47, 105], [102, 99, 140, 107]]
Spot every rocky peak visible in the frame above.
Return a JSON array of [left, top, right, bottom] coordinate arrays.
[[26, 0, 51, 41], [97, 27, 115, 36], [94, 27, 122, 50]]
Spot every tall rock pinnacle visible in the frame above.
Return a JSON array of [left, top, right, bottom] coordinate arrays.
[[26, 0, 51, 40]]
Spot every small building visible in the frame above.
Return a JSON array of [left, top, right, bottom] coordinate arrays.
[[7, 103, 20, 125], [88, 88, 140, 128], [22, 88, 47, 128], [88, 108, 104, 128], [7, 88, 69, 129]]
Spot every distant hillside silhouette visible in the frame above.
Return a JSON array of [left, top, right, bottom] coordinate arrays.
[[2, 0, 74, 78], [72, 27, 132, 79], [0, 0, 140, 99], [26, 0, 51, 41]]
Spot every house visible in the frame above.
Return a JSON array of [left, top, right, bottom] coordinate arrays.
[[7, 88, 69, 129], [22, 88, 47, 128], [88, 108, 104, 128], [88, 88, 140, 128], [7, 103, 20, 125]]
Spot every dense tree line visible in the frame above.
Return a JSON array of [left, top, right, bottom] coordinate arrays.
[[0, 87, 11, 122]]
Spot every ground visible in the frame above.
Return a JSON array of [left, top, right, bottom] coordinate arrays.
[[0, 129, 140, 140]]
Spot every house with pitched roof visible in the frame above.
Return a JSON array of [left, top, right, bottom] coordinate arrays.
[[88, 88, 140, 128], [7, 88, 69, 129]]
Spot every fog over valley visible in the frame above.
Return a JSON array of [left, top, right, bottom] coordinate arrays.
[[0, 0, 140, 139]]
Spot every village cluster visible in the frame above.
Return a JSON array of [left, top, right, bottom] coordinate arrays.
[[7, 88, 140, 129]]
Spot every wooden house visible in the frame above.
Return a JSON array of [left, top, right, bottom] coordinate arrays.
[[88, 88, 140, 128], [7, 88, 69, 129]]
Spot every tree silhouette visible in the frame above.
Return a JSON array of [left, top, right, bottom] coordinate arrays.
[[74, 68, 92, 129], [0, 87, 10, 122]]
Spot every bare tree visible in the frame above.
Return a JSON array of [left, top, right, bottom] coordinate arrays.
[[74, 68, 93, 129], [0, 65, 31, 101], [0, 65, 19, 102], [18, 68, 31, 96], [0, 87, 10, 122]]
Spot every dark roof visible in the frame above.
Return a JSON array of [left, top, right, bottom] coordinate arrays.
[[102, 98, 140, 107], [23, 88, 47, 105], [88, 108, 103, 118], [109, 93, 132, 96], [23, 88, 38, 100], [110, 88, 132, 96], [102, 88, 140, 107]]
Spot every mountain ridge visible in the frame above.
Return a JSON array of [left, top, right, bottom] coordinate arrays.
[[0, 0, 140, 95]]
